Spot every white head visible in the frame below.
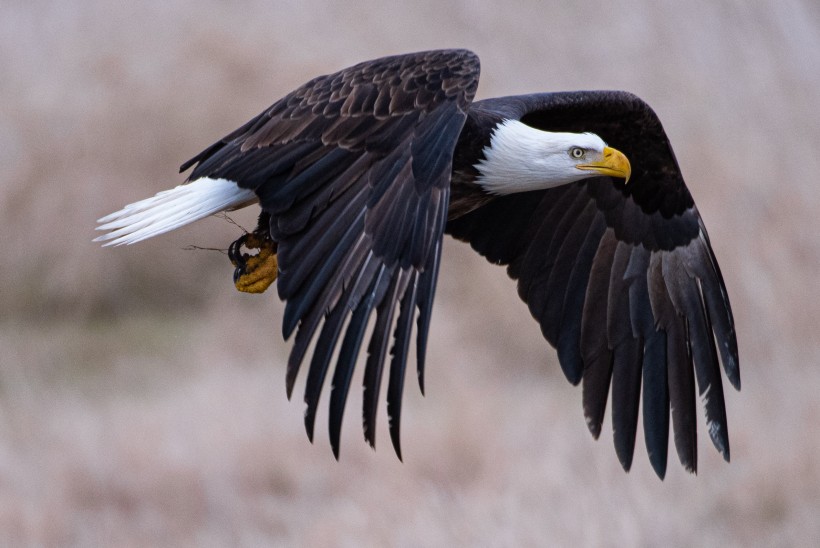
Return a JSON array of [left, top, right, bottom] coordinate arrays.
[[474, 119, 631, 195]]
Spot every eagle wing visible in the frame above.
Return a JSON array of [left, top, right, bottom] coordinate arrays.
[[181, 49, 480, 459], [447, 91, 739, 478]]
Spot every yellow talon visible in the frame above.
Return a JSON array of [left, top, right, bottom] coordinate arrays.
[[230, 232, 278, 294], [235, 249, 278, 293]]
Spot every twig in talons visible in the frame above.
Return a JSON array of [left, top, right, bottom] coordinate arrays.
[[183, 245, 229, 255], [215, 212, 250, 234]]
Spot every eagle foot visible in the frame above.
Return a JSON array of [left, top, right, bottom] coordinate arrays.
[[229, 232, 278, 294]]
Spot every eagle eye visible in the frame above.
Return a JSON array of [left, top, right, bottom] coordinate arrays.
[[570, 147, 585, 159]]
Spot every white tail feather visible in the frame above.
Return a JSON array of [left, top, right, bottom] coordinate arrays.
[[94, 177, 257, 246]]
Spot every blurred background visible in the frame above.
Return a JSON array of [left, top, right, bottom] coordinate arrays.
[[2, 0, 819, 545]]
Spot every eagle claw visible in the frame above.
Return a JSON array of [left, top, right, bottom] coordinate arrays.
[[229, 232, 278, 294]]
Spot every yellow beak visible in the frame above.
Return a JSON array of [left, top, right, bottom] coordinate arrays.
[[576, 146, 632, 183]]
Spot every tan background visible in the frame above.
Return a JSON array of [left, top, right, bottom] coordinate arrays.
[[2, 0, 819, 545]]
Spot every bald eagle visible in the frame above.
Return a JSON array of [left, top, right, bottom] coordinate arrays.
[[96, 49, 738, 478]]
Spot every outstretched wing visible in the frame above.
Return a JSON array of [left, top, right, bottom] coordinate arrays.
[[447, 91, 739, 478], [182, 50, 480, 459]]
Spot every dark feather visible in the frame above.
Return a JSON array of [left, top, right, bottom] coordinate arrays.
[[611, 337, 643, 471], [362, 272, 406, 447], [641, 331, 669, 478], [648, 255, 697, 472], [624, 246, 671, 477], [284, 233, 370, 396], [388, 273, 418, 461], [303, 297, 348, 442], [551, 201, 604, 384], [280, 209, 367, 337], [580, 229, 618, 439], [684, 224, 740, 389], [415, 198, 447, 394], [329, 265, 390, 459], [663, 249, 729, 460], [518, 188, 589, 322]]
